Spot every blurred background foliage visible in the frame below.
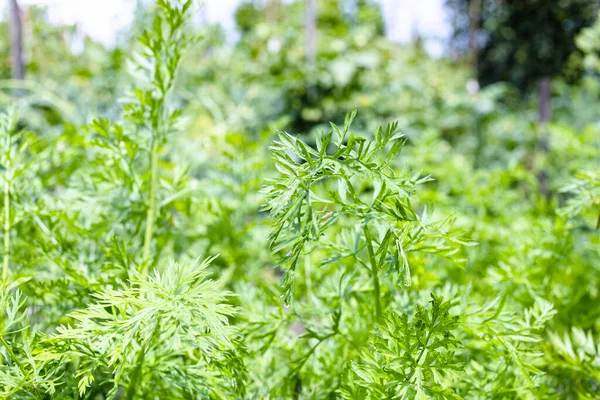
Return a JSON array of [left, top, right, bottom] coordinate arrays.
[[1, 0, 600, 397]]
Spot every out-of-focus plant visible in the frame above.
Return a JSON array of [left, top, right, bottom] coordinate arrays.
[[0, 7, 127, 129]]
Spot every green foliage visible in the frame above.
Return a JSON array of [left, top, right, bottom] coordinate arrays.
[[0, 0, 599, 398], [1, 1, 252, 398], [341, 294, 463, 399], [547, 328, 600, 398], [82, 0, 196, 272], [40, 257, 246, 399], [560, 170, 600, 229], [264, 109, 467, 308], [228, 0, 389, 132], [577, 13, 600, 73], [459, 294, 557, 397], [0, 285, 59, 398]]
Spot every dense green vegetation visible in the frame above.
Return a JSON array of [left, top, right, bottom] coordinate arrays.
[[0, 0, 599, 398]]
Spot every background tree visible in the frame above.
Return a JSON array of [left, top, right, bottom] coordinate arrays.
[[467, 0, 481, 69], [447, 0, 599, 201], [447, 0, 599, 121]]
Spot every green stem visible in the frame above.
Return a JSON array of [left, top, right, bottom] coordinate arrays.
[[1, 335, 42, 398], [364, 227, 382, 322], [2, 139, 10, 283], [293, 332, 336, 373], [142, 141, 159, 270], [414, 328, 433, 367], [124, 317, 161, 400], [124, 346, 147, 400], [339, 331, 360, 350], [407, 313, 438, 382], [0, 336, 25, 375]]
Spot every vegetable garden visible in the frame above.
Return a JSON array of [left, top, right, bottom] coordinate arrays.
[[0, 0, 599, 398]]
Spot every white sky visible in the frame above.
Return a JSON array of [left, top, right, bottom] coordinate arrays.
[[2, 0, 451, 52]]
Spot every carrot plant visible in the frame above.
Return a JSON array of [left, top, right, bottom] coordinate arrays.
[[0, 1, 599, 399], [1, 1, 247, 398]]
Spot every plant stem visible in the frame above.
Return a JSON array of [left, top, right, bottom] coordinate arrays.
[[293, 332, 336, 373], [124, 317, 161, 400], [124, 345, 147, 400], [0, 336, 25, 374], [407, 314, 437, 383], [364, 226, 382, 321], [2, 136, 10, 283], [142, 140, 159, 269]]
